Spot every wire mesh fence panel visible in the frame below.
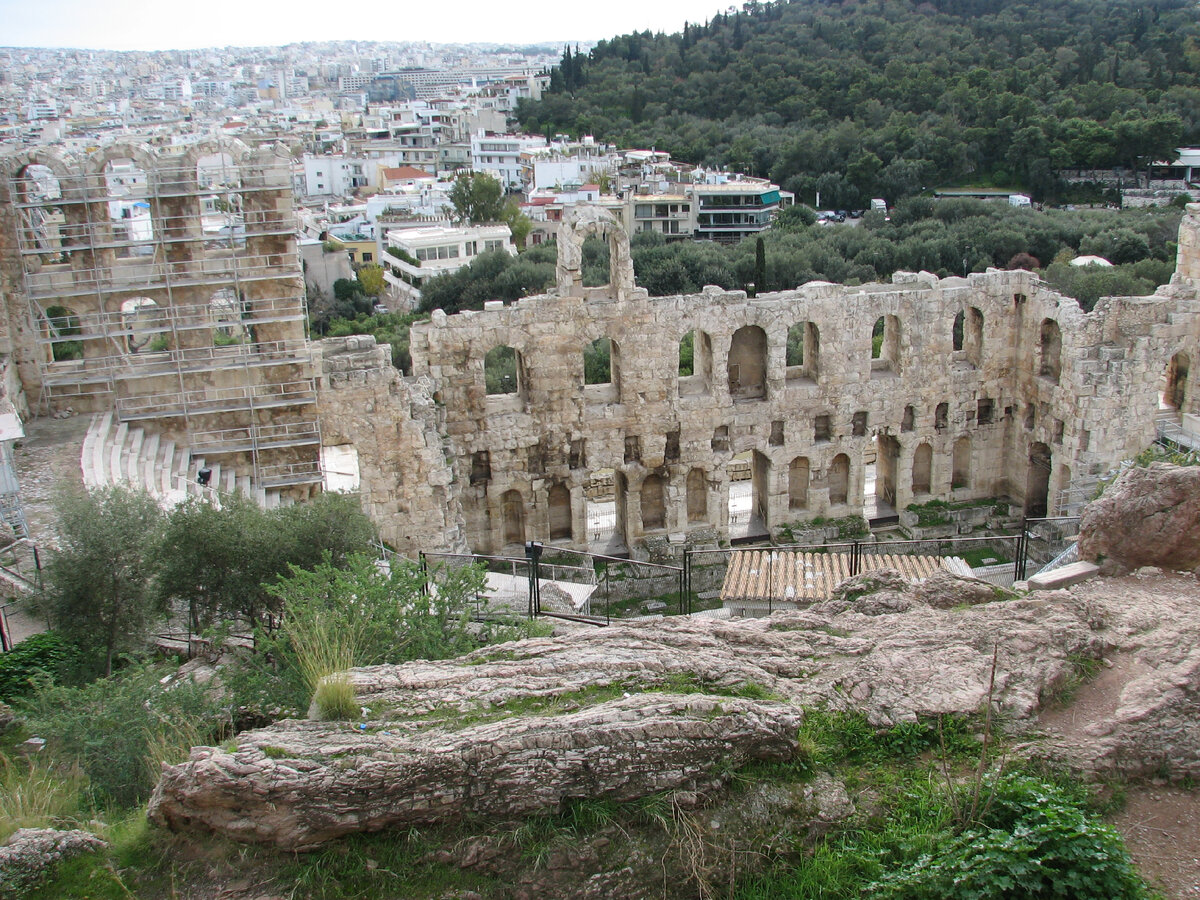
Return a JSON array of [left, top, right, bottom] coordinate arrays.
[[587, 554, 684, 623], [422, 552, 534, 621], [1021, 517, 1082, 576]]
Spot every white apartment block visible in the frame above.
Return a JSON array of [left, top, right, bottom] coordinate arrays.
[[302, 154, 370, 198], [382, 224, 513, 308], [471, 133, 547, 191]]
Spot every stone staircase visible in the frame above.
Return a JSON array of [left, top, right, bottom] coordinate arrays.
[[80, 412, 291, 509]]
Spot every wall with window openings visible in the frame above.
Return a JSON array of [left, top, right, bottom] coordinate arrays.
[[403, 204, 1200, 557]]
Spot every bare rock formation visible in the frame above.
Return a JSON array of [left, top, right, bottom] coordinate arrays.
[[1078, 463, 1200, 571], [0, 829, 106, 898], [149, 571, 1100, 850]]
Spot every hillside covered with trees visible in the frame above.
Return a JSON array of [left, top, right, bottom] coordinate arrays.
[[517, 0, 1200, 205]]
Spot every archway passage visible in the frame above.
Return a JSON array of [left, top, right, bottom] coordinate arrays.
[[727, 450, 769, 540], [1164, 351, 1190, 411], [548, 483, 572, 542], [728, 325, 767, 401], [829, 454, 850, 507], [865, 434, 900, 523], [641, 474, 666, 531], [1025, 442, 1052, 518], [912, 443, 932, 496], [501, 490, 525, 547]]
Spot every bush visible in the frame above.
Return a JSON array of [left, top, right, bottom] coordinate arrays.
[[0, 633, 82, 702], [869, 775, 1149, 899]]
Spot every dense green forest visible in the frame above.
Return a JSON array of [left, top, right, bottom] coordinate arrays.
[[517, 0, 1200, 205], [410, 202, 1181, 320]]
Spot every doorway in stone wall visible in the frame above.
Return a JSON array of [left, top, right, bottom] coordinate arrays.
[[727, 450, 769, 540], [864, 434, 899, 525], [1025, 442, 1052, 518]]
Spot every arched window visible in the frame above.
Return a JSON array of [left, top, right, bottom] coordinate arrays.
[[952, 437, 971, 489], [679, 329, 713, 396], [871, 315, 900, 373], [120, 297, 164, 354], [42, 305, 83, 362], [788, 457, 810, 510], [952, 311, 965, 351], [548, 483, 572, 541], [501, 489, 524, 546], [829, 454, 850, 506], [584, 337, 611, 385], [901, 405, 915, 432], [728, 325, 768, 400], [912, 443, 932, 495], [484, 345, 520, 396], [641, 475, 666, 531], [964, 307, 984, 366], [686, 468, 707, 523], [935, 402, 949, 431], [786, 321, 820, 383], [1039, 319, 1062, 383]]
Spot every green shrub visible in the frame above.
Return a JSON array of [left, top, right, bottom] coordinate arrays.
[[868, 775, 1149, 899], [0, 633, 82, 702]]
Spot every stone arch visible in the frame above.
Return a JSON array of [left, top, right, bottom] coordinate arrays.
[[964, 307, 984, 366], [40, 304, 83, 362], [679, 329, 713, 396], [1025, 442, 1052, 517], [912, 442, 932, 495], [1039, 318, 1062, 382], [501, 489, 525, 547], [548, 483, 572, 541], [1164, 350, 1190, 411], [786, 321, 820, 383], [120, 297, 164, 354], [584, 337, 613, 385], [952, 436, 971, 489], [686, 468, 708, 522], [728, 324, 768, 400], [555, 204, 636, 300], [788, 456, 810, 510], [484, 345, 521, 396], [211, 289, 248, 345], [641, 474, 666, 531], [829, 454, 850, 506], [871, 314, 900, 373]]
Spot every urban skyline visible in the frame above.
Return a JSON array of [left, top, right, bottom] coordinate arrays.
[[1, 0, 733, 51]]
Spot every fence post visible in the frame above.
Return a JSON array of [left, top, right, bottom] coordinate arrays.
[[683, 551, 692, 616], [1015, 520, 1028, 581], [418, 551, 429, 597]]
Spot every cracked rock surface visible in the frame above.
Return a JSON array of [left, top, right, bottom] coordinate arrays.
[[149, 571, 1099, 850]]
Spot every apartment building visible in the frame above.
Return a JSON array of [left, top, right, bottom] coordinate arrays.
[[381, 223, 513, 307]]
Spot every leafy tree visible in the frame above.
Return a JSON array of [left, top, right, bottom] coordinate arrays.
[[40, 486, 166, 678], [448, 172, 507, 224], [356, 263, 385, 297]]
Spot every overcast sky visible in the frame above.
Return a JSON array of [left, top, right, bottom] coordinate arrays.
[[1, 0, 733, 51]]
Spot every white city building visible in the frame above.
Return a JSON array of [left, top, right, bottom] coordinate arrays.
[[382, 224, 513, 309]]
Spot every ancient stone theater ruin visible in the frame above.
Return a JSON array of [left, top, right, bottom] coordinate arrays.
[[1, 143, 1198, 559]]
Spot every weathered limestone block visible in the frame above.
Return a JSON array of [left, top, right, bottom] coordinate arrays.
[[0, 829, 107, 899], [148, 694, 802, 850], [1078, 463, 1200, 570]]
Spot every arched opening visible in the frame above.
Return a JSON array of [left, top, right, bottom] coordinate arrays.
[[727, 450, 769, 538], [871, 314, 900, 374], [874, 434, 900, 510], [935, 402, 949, 431], [829, 454, 850, 506], [584, 337, 612, 385], [585, 469, 619, 550], [687, 468, 708, 523], [484, 345, 521, 396], [104, 158, 154, 257], [788, 457, 810, 510], [641, 474, 666, 531], [501, 489, 525, 547], [912, 443, 932, 495], [1056, 464, 1072, 517], [901, 405, 915, 432], [679, 329, 713, 396], [728, 325, 767, 400], [210, 289, 248, 346], [952, 436, 972, 490], [964, 307, 984, 366], [952, 310, 965, 351], [41, 305, 83, 362], [548, 483, 572, 542], [613, 471, 629, 548], [1164, 351, 1190, 411], [1039, 319, 1062, 383], [786, 321, 820, 383], [1025, 442, 1052, 518], [120, 297, 165, 354], [196, 152, 244, 249]]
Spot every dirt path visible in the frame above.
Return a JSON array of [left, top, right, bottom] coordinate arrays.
[[1037, 573, 1200, 899]]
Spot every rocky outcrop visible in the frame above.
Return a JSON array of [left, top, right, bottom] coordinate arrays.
[[1078, 463, 1200, 571], [0, 829, 106, 898], [149, 571, 1101, 849]]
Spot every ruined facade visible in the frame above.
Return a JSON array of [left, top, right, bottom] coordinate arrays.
[[0, 143, 1196, 560], [0, 142, 321, 493]]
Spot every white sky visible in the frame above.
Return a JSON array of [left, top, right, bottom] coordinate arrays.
[[1, 0, 733, 51]]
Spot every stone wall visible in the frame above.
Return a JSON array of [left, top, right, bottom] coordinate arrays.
[[400, 205, 1200, 559]]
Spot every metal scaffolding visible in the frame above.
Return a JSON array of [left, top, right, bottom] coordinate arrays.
[[8, 149, 322, 491]]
